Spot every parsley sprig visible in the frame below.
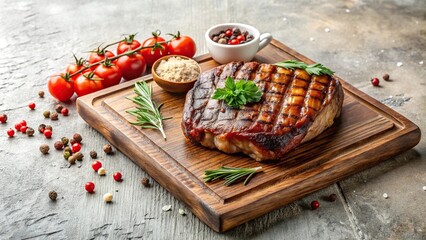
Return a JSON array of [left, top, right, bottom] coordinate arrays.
[[212, 76, 262, 109], [274, 60, 334, 76], [203, 166, 263, 186]]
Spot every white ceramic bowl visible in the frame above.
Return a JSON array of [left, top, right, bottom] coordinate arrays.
[[205, 23, 272, 64]]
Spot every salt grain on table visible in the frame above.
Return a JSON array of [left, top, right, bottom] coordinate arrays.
[[423, 186, 426, 191], [309, 37, 315, 41], [178, 208, 186, 216], [162, 205, 172, 212], [324, 28, 330, 32], [383, 193, 389, 199], [396, 62, 403, 67], [419, 61, 424, 65]]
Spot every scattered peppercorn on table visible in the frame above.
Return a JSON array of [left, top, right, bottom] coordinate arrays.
[[0, 0, 425, 239]]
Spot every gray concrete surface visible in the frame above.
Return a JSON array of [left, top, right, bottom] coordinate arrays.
[[0, 0, 425, 239]]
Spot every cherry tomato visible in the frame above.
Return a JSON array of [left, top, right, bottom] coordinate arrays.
[[229, 39, 240, 45], [94, 61, 122, 88], [236, 35, 245, 42], [47, 74, 74, 102], [66, 54, 87, 81], [167, 31, 197, 58], [115, 53, 146, 81], [88, 49, 115, 70], [117, 34, 141, 55], [73, 72, 104, 97], [225, 29, 232, 37], [140, 30, 168, 67]]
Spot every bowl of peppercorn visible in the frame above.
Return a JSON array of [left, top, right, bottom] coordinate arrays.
[[205, 23, 272, 64]]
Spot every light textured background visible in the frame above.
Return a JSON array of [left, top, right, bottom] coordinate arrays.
[[0, 0, 425, 239]]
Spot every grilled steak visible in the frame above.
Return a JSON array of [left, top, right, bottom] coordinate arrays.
[[182, 61, 344, 161]]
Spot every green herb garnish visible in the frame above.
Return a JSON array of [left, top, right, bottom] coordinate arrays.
[[212, 76, 262, 109], [274, 60, 335, 76], [127, 81, 170, 140], [203, 166, 263, 186]]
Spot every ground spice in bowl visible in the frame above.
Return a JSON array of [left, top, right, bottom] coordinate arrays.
[[155, 56, 200, 82]]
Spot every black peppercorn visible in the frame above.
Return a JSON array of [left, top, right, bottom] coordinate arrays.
[[73, 133, 82, 143], [55, 104, 63, 113], [103, 144, 113, 154], [26, 127, 35, 137], [328, 193, 337, 202], [232, 27, 241, 36], [50, 112, 59, 121], [49, 191, 57, 201], [40, 144, 50, 154], [38, 124, 46, 133], [54, 141, 64, 150], [38, 90, 45, 98], [383, 73, 390, 81], [141, 177, 150, 187], [90, 150, 97, 159], [74, 152, 84, 161]]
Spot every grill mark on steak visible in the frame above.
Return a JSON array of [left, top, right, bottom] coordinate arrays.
[[182, 61, 344, 161]]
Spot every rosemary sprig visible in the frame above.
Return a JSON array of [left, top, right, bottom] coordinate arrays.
[[274, 60, 335, 76], [127, 81, 170, 140], [203, 166, 263, 186]]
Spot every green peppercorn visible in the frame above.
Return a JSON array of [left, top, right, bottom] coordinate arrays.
[[63, 151, 71, 160], [61, 137, 69, 146], [64, 146, 72, 154], [43, 110, 51, 118]]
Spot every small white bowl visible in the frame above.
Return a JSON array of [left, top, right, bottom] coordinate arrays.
[[205, 23, 272, 64]]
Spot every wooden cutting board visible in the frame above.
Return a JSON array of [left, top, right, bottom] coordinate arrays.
[[76, 39, 421, 232]]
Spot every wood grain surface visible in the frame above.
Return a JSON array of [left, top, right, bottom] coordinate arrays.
[[77, 39, 420, 232], [2, 1, 425, 239]]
